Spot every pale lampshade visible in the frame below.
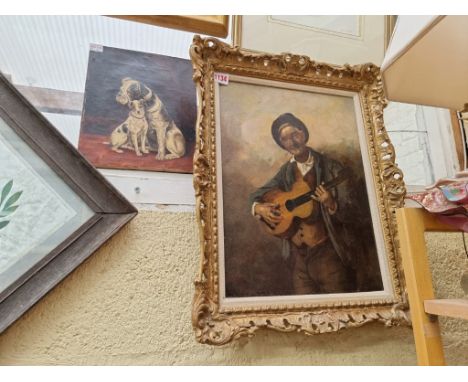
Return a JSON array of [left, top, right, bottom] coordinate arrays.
[[381, 15, 468, 111]]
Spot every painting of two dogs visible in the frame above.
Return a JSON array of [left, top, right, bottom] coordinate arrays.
[[78, 46, 196, 173]]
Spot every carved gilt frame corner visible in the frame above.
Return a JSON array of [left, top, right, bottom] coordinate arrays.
[[190, 36, 409, 345]]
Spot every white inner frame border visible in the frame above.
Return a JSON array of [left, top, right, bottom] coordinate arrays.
[[215, 74, 395, 309]]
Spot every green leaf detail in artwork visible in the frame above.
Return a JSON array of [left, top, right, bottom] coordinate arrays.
[[2, 205, 19, 215], [0, 181, 22, 228], [4, 191, 22, 210], [0, 180, 13, 207]]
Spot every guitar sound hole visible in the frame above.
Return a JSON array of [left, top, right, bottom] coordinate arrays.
[[285, 199, 295, 212]]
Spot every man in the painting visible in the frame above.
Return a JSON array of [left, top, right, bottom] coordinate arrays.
[[249, 113, 357, 295]]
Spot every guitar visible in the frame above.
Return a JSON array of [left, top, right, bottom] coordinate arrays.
[[260, 167, 350, 238]]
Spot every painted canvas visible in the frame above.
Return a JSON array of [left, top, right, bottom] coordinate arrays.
[[78, 45, 196, 173], [218, 78, 385, 299]]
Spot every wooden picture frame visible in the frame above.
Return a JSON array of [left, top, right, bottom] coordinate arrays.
[[0, 73, 137, 333], [112, 15, 230, 38], [232, 15, 396, 46], [190, 36, 409, 345]]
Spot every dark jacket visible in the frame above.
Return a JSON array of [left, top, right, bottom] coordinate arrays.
[[249, 148, 353, 267]]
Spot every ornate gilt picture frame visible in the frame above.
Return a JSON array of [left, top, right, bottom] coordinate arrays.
[[190, 36, 409, 345]]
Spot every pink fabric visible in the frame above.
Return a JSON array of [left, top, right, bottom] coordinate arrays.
[[406, 179, 468, 232], [436, 215, 468, 232], [406, 187, 464, 214]]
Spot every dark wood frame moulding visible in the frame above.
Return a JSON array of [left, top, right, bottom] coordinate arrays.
[[0, 73, 137, 333]]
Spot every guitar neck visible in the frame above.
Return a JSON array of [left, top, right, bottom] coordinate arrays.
[[321, 169, 349, 190], [285, 168, 350, 212]]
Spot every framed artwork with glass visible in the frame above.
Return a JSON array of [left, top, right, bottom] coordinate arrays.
[[0, 73, 137, 332]]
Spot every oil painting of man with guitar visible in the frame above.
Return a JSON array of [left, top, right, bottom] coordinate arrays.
[[249, 113, 359, 295], [218, 79, 384, 300]]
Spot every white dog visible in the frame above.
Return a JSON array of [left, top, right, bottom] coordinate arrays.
[[110, 99, 149, 156], [116, 78, 186, 160]]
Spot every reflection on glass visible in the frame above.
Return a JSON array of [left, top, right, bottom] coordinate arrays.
[[270, 16, 361, 37]]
